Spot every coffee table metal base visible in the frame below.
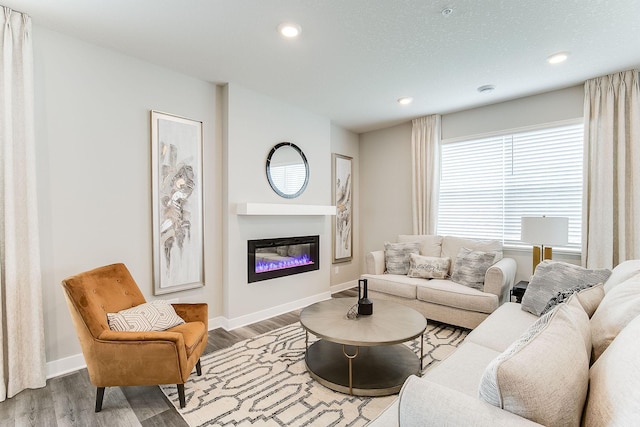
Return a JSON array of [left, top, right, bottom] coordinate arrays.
[[305, 339, 421, 397]]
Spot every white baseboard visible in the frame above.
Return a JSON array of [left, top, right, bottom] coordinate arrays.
[[45, 293, 332, 379], [46, 353, 87, 379], [223, 291, 331, 330], [208, 315, 226, 330], [330, 279, 357, 294]]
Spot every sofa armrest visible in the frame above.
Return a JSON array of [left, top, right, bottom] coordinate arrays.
[[365, 250, 386, 275], [484, 257, 517, 303], [398, 376, 542, 426]]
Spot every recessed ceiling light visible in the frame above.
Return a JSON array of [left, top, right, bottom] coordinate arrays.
[[441, 7, 454, 17], [547, 52, 569, 64], [477, 85, 495, 94], [397, 97, 413, 105], [277, 22, 302, 38]]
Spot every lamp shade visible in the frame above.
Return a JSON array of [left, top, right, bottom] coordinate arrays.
[[521, 216, 569, 246]]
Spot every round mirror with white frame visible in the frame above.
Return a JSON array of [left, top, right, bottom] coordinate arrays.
[[266, 142, 309, 199]]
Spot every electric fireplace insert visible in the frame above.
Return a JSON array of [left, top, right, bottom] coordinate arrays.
[[248, 235, 320, 283]]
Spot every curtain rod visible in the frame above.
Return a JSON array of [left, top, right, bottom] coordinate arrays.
[[2, 5, 28, 16]]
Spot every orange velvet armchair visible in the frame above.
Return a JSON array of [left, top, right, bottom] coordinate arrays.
[[61, 263, 208, 411]]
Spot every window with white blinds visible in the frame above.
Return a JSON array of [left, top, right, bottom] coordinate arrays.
[[437, 122, 583, 250]]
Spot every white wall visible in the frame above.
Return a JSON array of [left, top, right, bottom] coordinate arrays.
[[442, 85, 584, 140], [222, 84, 333, 325], [359, 122, 413, 270], [329, 124, 360, 289], [33, 27, 223, 377], [359, 86, 584, 281]]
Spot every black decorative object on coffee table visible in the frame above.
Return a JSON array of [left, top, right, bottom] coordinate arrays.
[[357, 278, 373, 315]]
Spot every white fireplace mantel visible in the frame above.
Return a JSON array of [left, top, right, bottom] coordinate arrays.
[[236, 203, 336, 216]]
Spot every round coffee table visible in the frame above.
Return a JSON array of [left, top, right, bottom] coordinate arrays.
[[299, 298, 427, 396]]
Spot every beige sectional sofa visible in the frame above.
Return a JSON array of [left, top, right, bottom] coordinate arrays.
[[361, 235, 517, 329], [368, 259, 640, 426]]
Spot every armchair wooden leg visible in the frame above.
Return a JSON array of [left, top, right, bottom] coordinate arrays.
[[177, 383, 186, 408], [95, 387, 105, 412], [196, 359, 202, 376]]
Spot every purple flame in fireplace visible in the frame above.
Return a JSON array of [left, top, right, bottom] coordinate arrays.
[[255, 254, 314, 274]]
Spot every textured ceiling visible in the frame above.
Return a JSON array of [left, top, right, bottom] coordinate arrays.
[[5, 0, 640, 133]]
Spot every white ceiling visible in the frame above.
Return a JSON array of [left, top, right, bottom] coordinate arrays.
[[5, 0, 640, 133]]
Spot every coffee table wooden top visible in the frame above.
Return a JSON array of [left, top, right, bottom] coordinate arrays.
[[299, 298, 427, 347]]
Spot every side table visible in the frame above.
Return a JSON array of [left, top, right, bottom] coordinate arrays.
[[511, 280, 529, 303]]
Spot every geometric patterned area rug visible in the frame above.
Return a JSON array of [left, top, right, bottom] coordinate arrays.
[[160, 321, 468, 426]]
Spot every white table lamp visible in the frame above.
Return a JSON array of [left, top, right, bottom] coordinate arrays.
[[521, 216, 569, 273]]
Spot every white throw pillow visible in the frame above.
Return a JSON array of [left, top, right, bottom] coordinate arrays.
[[590, 273, 640, 362], [407, 254, 450, 279], [478, 302, 591, 426], [107, 300, 185, 332], [521, 260, 611, 317], [583, 314, 640, 426], [384, 241, 421, 275], [450, 248, 500, 290]]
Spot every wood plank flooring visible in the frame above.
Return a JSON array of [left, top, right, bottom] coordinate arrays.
[[0, 289, 357, 427]]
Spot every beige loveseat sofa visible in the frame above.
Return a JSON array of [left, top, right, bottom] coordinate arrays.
[[361, 235, 517, 329], [368, 260, 640, 426]]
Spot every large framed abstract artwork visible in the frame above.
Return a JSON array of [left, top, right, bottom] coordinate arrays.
[[332, 153, 353, 263], [151, 111, 204, 295]]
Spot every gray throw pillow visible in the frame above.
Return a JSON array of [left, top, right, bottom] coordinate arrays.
[[450, 247, 500, 290], [521, 261, 611, 317], [384, 241, 421, 275]]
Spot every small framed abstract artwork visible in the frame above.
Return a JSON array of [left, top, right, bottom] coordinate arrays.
[[151, 110, 204, 295], [332, 153, 353, 263]]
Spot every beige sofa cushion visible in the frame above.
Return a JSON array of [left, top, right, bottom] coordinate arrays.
[[590, 273, 640, 361], [364, 274, 418, 299], [478, 302, 590, 426], [583, 313, 640, 426], [416, 279, 498, 314], [398, 376, 544, 427], [397, 234, 443, 257], [465, 302, 539, 353], [424, 341, 501, 397]]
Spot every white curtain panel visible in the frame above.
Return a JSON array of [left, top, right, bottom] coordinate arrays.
[[583, 70, 640, 269], [411, 115, 441, 235], [0, 6, 46, 401]]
